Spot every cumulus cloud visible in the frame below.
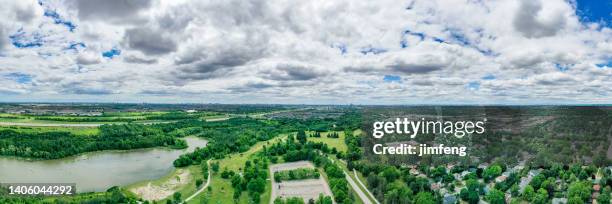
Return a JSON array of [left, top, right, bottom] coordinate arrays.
[[76, 51, 102, 65], [69, 0, 152, 22], [386, 53, 450, 74], [0, 0, 609, 104], [123, 54, 157, 64], [262, 62, 328, 81], [513, 0, 568, 38], [0, 0, 43, 50], [123, 27, 178, 55]]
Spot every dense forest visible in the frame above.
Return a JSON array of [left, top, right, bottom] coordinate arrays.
[[0, 122, 195, 159]]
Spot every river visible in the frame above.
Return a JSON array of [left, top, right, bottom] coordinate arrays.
[[0, 136, 208, 193]]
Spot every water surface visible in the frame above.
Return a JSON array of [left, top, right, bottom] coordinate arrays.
[[0, 136, 208, 192]]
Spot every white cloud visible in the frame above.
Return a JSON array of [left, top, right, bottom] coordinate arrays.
[[0, 0, 609, 104]]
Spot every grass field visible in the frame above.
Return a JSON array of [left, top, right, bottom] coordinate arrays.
[[306, 131, 347, 153], [0, 126, 100, 136], [0, 111, 225, 125]]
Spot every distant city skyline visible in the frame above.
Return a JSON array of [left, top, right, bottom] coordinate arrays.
[[0, 0, 610, 104]]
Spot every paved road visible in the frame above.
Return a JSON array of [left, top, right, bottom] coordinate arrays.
[[352, 170, 379, 204], [204, 117, 230, 122], [335, 158, 379, 204], [342, 169, 373, 204], [183, 160, 211, 203]]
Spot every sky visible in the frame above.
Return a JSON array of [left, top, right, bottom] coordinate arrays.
[[0, 0, 610, 105]]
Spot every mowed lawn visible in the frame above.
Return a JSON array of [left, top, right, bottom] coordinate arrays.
[[306, 131, 347, 153]]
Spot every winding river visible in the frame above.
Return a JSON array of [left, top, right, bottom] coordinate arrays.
[[0, 136, 208, 193]]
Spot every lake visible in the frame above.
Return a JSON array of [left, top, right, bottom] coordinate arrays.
[[0, 136, 208, 192]]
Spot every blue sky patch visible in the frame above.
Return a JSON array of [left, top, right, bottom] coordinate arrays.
[[43, 10, 76, 32], [575, 0, 612, 26], [4, 73, 32, 84], [67, 42, 86, 51], [401, 29, 427, 48], [467, 81, 480, 91], [383, 75, 401, 83], [555, 63, 571, 71], [404, 30, 426, 40], [596, 60, 612, 68], [331, 43, 347, 54], [102, 48, 121, 59], [482, 74, 496, 80], [9, 29, 44, 48], [449, 30, 470, 46]]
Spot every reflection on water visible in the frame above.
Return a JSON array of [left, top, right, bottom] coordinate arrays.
[[0, 136, 208, 192]]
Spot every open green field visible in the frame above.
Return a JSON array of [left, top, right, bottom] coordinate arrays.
[[0, 126, 100, 136], [306, 131, 347, 153], [0, 111, 226, 125]]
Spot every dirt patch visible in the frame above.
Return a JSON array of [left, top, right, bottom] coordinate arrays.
[[131, 168, 191, 201]]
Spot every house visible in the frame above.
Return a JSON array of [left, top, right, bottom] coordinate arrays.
[[513, 165, 525, 172], [431, 182, 442, 191], [528, 169, 541, 177], [495, 175, 508, 183], [552, 198, 567, 204], [519, 177, 532, 192], [483, 185, 491, 194], [454, 173, 462, 180], [82, 112, 103, 116], [410, 168, 420, 175], [443, 193, 457, 204], [501, 171, 512, 177], [185, 109, 197, 113], [446, 164, 455, 170], [593, 184, 601, 192]]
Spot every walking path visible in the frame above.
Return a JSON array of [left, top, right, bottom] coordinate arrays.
[[183, 160, 211, 203]]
